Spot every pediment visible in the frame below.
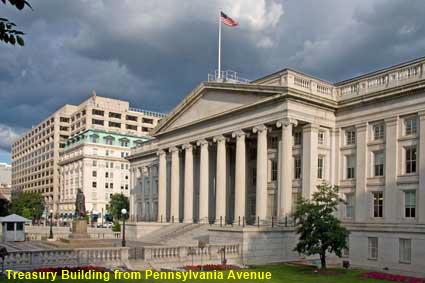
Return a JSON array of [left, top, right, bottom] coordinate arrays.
[[154, 84, 277, 135]]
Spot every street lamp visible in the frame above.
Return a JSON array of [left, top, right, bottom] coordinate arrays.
[[121, 208, 127, 247], [49, 209, 53, 240]]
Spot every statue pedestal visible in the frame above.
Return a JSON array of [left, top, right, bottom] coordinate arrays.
[[69, 219, 89, 239]]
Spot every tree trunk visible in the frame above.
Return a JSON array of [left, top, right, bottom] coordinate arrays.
[[320, 252, 327, 270]]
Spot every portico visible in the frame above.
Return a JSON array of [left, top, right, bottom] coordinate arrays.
[[128, 82, 336, 225]]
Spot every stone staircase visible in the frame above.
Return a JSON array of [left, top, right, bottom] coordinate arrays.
[[141, 223, 211, 245]]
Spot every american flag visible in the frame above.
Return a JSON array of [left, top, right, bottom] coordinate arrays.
[[221, 12, 238, 27]]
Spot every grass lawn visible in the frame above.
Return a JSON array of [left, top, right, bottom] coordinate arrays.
[[0, 264, 391, 283]]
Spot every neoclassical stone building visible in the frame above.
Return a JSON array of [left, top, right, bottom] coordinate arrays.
[[127, 57, 425, 275]]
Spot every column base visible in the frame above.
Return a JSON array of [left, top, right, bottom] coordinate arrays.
[[183, 219, 193, 224], [198, 217, 209, 224]]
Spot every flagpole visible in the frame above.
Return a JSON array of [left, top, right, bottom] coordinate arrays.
[[218, 11, 222, 81]]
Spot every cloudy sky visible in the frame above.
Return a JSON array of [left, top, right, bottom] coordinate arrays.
[[1, 0, 425, 163]]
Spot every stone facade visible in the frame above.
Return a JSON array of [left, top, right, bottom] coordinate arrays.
[[58, 129, 150, 216], [127, 57, 425, 275]]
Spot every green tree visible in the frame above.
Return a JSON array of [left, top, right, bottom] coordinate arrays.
[[0, 197, 11, 216], [107, 193, 129, 221], [293, 183, 349, 270], [11, 192, 44, 220], [1, 0, 32, 46]]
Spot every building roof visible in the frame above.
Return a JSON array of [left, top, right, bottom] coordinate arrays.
[[0, 214, 31, 223]]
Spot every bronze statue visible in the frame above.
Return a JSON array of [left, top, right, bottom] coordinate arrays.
[[75, 189, 86, 218]]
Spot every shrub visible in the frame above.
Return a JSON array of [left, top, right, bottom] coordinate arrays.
[[112, 221, 121, 232]]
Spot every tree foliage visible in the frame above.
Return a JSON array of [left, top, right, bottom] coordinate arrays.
[[108, 193, 129, 221], [10, 191, 44, 220], [293, 183, 349, 270], [1, 0, 32, 46], [0, 197, 11, 216]]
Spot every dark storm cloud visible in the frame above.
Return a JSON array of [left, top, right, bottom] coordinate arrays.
[[1, 0, 425, 162]]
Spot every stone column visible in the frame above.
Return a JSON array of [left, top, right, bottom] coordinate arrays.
[[232, 130, 247, 223], [418, 112, 425, 224], [253, 125, 268, 222], [197, 140, 209, 223], [276, 118, 297, 221], [169, 147, 180, 222], [183, 144, 194, 223], [213, 135, 226, 223], [384, 117, 398, 222], [302, 123, 319, 199], [355, 122, 368, 222], [157, 150, 167, 222]]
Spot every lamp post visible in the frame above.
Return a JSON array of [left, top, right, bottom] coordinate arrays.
[[49, 209, 53, 240], [121, 208, 127, 247]]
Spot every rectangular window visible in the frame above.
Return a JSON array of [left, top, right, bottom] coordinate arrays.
[[405, 146, 417, 174], [318, 131, 325, 145], [92, 171, 97, 177], [317, 156, 324, 179], [92, 119, 104, 125], [346, 155, 356, 179], [271, 160, 278, 181], [105, 183, 109, 189], [126, 124, 137, 130], [346, 130, 356, 145], [294, 132, 302, 145], [346, 194, 355, 218], [399, 239, 411, 264], [405, 117, 417, 136], [373, 124, 385, 140], [294, 156, 302, 179], [368, 237, 378, 260], [405, 191, 416, 218], [142, 118, 154, 124], [110, 183, 114, 189], [92, 181, 97, 188], [126, 115, 137, 121], [109, 112, 121, 119], [374, 152, 384, 177], [373, 192, 384, 218], [105, 172, 109, 178], [109, 121, 121, 128]]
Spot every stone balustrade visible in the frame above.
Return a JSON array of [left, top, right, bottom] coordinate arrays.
[[142, 244, 240, 263], [259, 60, 425, 102], [3, 247, 129, 270]]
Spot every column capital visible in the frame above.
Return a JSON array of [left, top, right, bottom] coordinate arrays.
[[182, 143, 193, 150], [276, 118, 298, 128], [232, 130, 247, 139], [196, 139, 209, 147], [213, 135, 226, 143], [157, 150, 166, 157], [169, 146, 179, 153], [252, 124, 268, 134]]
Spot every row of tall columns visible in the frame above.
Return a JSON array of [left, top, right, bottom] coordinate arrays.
[[156, 120, 300, 224]]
